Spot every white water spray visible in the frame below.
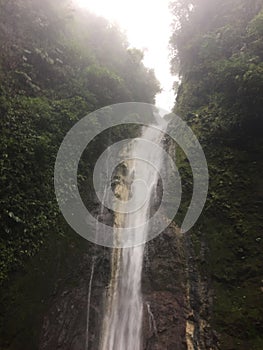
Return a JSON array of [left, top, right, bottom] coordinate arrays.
[[99, 123, 166, 350]]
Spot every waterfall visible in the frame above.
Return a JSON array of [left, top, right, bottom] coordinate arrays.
[[85, 256, 95, 350], [99, 124, 166, 350], [146, 302, 158, 336]]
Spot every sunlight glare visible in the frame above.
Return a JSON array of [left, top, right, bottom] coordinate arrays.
[[74, 0, 175, 110]]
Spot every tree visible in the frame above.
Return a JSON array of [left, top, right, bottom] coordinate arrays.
[[170, 1, 263, 348]]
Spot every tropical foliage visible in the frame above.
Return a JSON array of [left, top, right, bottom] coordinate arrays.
[[170, 1, 263, 348], [0, 0, 160, 283]]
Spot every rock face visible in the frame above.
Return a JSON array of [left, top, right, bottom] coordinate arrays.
[[38, 247, 110, 350], [40, 283, 87, 350], [37, 223, 216, 349], [141, 224, 187, 350], [38, 136, 216, 349]]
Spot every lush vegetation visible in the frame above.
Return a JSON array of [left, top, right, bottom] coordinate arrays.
[[0, 0, 160, 284], [1, 0, 263, 348], [170, 0, 263, 348]]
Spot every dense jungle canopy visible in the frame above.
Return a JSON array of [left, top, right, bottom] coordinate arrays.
[[170, 0, 263, 348], [0, 0, 262, 349]]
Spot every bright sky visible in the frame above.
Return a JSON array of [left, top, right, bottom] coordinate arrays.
[[74, 0, 176, 111]]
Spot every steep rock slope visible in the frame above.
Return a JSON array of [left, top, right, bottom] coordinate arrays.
[[170, 1, 263, 348]]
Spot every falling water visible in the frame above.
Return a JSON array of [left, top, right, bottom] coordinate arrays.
[[85, 257, 95, 350], [146, 301, 158, 336], [99, 123, 166, 350]]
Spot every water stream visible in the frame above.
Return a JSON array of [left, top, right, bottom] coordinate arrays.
[[146, 301, 158, 336], [99, 123, 166, 350], [85, 257, 95, 350]]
